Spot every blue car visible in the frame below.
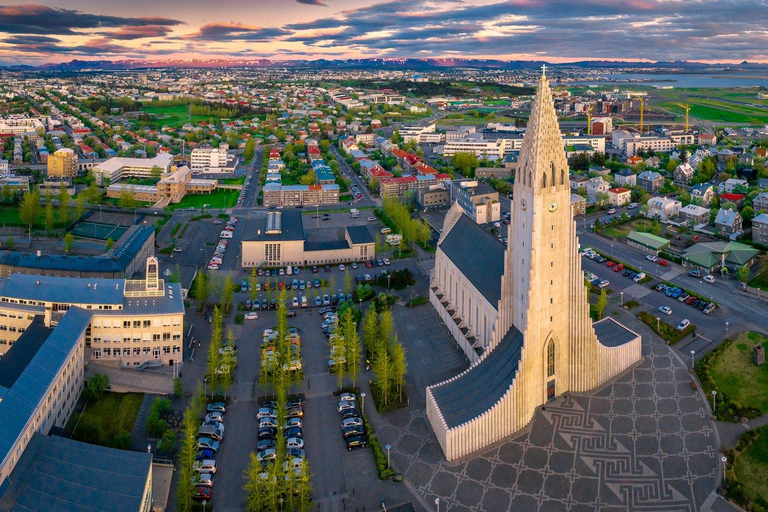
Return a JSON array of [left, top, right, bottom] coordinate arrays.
[[196, 449, 215, 461], [672, 288, 683, 298], [591, 278, 601, 287]]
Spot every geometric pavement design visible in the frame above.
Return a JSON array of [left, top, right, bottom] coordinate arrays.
[[377, 339, 720, 511]]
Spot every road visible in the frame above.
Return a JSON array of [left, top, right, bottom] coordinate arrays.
[[329, 145, 377, 208]]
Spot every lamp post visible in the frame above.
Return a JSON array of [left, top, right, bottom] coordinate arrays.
[[202, 500, 206, 512], [690, 350, 695, 370], [620, 291, 624, 307], [385, 444, 392, 468], [656, 317, 660, 333], [361, 392, 366, 415], [435, 498, 440, 512], [712, 390, 717, 412], [279, 497, 284, 512], [203, 377, 207, 398], [721, 456, 728, 484], [726, 321, 730, 337]]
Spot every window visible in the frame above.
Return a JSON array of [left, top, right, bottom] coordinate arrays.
[[547, 340, 555, 377], [143, 320, 151, 328]]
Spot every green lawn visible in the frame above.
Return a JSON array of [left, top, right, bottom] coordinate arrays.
[[0, 206, 68, 230], [141, 105, 223, 129], [707, 331, 768, 413], [749, 271, 768, 292], [600, 219, 653, 239], [170, 188, 239, 210], [221, 177, 245, 185], [734, 428, 768, 509], [69, 392, 143, 447], [658, 99, 768, 124]]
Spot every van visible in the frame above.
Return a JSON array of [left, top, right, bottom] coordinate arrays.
[[198, 425, 223, 442], [627, 202, 638, 210], [350, 209, 359, 214]]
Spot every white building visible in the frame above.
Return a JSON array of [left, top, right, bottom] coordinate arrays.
[[400, 123, 444, 144], [190, 143, 231, 173], [646, 196, 681, 221], [93, 154, 174, 185]]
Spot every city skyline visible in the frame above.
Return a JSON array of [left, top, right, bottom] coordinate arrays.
[[1, 0, 768, 65]]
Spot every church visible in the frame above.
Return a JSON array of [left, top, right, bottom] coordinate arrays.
[[427, 68, 642, 461]]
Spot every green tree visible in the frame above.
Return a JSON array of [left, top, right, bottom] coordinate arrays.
[[390, 336, 407, 401], [206, 306, 224, 395], [651, 219, 663, 236], [58, 183, 70, 226], [118, 187, 138, 209], [193, 272, 209, 312], [737, 264, 751, 284], [176, 396, 201, 512], [44, 195, 55, 233], [75, 193, 86, 220], [372, 347, 392, 406], [19, 190, 41, 239], [362, 306, 378, 359], [342, 307, 361, 388], [150, 165, 162, 181], [451, 152, 478, 177], [390, 129, 402, 144], [244, 137, 255, 162], [244, 452, 270, 511], [63, 233, 75, 253], [86, 181, 101, 205], [5, 236, 14, 250], [595, 287, 608, 320], [249, 267, 259, 302], [222, 273, 235, 315], [104, 237, 115, 252], [83, 374, 109, 403]]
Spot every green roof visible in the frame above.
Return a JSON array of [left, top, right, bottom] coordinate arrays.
[[627, 231, 670, 250], [683, 241, 759, 268]]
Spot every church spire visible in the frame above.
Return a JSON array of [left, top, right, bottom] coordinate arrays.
[[515, 66, 569, 193]]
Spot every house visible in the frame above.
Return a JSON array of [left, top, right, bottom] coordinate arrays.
[[615, 168, 637, 188], [607, 187, 631, 206], [715, 208, 742, 237], [753, 192, 768, 212], [720, 192, 746, 208], [719, 178, 748, 194], [673, 162, 695, 185], [571, 194, 586, 216], [678, 204, 710, 226], [698, 133, 717, 146], [691, 183, 714, 205], [752, 213, 768, 245], [739, 152, 755, 166], [637, 170, 664, 193], [588, 166, 612, 177], [758, 178, 768, 190], [645, 156, 660, 168], [646, 196, 681, 221], [586, 176, 610, 199], [626, 155, 644, 167], [569, 174, 589, 190]]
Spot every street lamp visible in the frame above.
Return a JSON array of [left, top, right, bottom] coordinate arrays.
[[361, 392, 366, 415], [690, 350, 695, 370], [435, 498, 440, 512], [279, 497, 284, 511], [202, 500, 207, 512], [203, 377, 207, 398], [712, 390, 717, 412], [385, 444, 392, 468], [620, 291, 624, 307], [726, 321, 730, 337], [656, 317, 660, 333], [721, 456, 728, 484]]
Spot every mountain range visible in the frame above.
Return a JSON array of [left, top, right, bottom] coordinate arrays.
[[2, 58, 767, 72]]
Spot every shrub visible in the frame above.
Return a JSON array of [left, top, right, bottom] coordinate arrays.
[[146, 398, 172, 437], [158, 429, 177, 454], [173, 377, 183, 399], [112, 430, 132, 450], [234, 314, 244, 325], [83, 374, 109, 403], [407, 296, 428, 307]]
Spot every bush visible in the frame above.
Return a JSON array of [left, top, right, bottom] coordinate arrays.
[[407, 296, 428, 307], [637, 311, 696, 344], [112, 430, 132, 450], [146, 398, 172, 437], [158, 429, 177, 454], [173, 377, 183, 399], [83, 374, 109, 403], [234, 314, 244, 325], [374, 268, 415, 290]]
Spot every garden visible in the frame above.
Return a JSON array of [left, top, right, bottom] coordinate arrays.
[[726, 426, 768, 511]]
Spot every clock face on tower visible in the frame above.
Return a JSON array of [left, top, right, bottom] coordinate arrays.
[[548, 200, 559, 212]]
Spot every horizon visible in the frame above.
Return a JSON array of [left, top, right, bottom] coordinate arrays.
[[1, 0, 767, 66]]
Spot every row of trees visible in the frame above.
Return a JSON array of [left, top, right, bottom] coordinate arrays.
[[248, 288, 313, 511], [206, 306, 236, 398], [380, 195, 431, 249], [328, 307, 363, 390], [191, 271, 236, 315], [362, 307, 407, 408]]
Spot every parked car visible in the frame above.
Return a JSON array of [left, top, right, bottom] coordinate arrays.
[[193, 459, 217, 474], [257, 408, 276, 419], [676, 319, 691, 331], [342, 417, 363, 428], [257, 448, 277, 463], [338, 401, 357, 413], [646, 255, 658, 262], [206, 402, 226, 414], [659, 306, 672, 315], [689, 269, 702, 278], [703, 275, 716, 283], [244, 312, 259, 320], [284, 426, 303, 439], [343, 425, 366, 438], [258, 427, 278, 439], [256, 439, 276, 452], [286, 437, 305, 449], [197, 438, 220, 452], [346, 435, 368, 451], [192, 486, 212, 502]]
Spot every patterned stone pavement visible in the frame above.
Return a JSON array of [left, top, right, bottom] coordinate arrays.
[[375, 326, 720, 512]]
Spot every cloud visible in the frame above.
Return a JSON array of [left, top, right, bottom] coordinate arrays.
[[107, 25, 175, 40], [187, 22, 289, 42], [0, 4, 183, 35], [296, 0, 328, 5]]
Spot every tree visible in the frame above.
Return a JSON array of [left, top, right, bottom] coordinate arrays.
[[244, 452, 270, 511], [222, 273, 235, 315], [19, 190, 41, 239], [666, 159, 680, 173], [206, 306, 223, 395], [176, 394, 202, 512], [244, 138, 255, 162], [118, 187, 138, 209], [75, 194, 86, 220], [741, 205, 755, 223], [737, 264, 751, 284], [595, 287, 608, 320], [452, 152, 478, 177], [58, 183, 70, 226], [44, 195, 55, 233], [391, 129, 402, 144], [249, 267, 259, 302], [651, 219, 663, 236], [86, 181, 101, 205], [341, 308, 361, 388], [298, 168, 316, 186], [193, 271, 209, 312], [372, 348, 392, 406], [150, 165, 162, 181], [83, 374, 109, 403], [390, 337, 407, 401], [63, 233, 75, 253], [5, 236, 14, 250]]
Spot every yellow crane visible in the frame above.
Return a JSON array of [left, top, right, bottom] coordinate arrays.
[[638, 96, 644, 134], [677, 103, 691, 131], [586, 104, 595, 135]]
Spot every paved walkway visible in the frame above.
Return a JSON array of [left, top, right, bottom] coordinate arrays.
[[366, 301, 721, 511]]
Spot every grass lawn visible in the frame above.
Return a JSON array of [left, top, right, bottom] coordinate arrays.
[[69, 392, 143, 447], [141, 105, 220, 129], [221, 177, 245, 185], [602, 226, 631, 238], [708, 331, 768, 413], [0, 206, 68, 230], [171, 189, 239, 210], [733, 427, 768, 509], [658, 99, 768, 124], [748, 271, 768, 292]]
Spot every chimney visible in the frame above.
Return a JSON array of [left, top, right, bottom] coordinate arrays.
[[36, 250, 41, 257]]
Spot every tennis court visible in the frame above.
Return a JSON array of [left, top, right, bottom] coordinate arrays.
[[71, 222, 129, 241]]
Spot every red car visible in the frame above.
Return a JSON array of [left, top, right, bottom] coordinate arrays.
[[606, 261, 616, 268], [613, 264, 624, 272], [365, 260, 373, 268], [193, 486, 212, 502], [658, 259, 669, 266]]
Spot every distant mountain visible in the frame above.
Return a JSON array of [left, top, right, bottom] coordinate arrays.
[[3, 57, 768, 71]]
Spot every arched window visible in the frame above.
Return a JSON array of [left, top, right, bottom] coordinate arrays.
[[542, 172, 547, 189], [561, 169, 565, 186], [547, 340, 555, 377]]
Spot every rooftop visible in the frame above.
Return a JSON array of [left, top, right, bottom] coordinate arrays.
[[95, 153, 173, 173], [243, 211, 305, 242], [627, 231, 670, 250], [0, 317, 48, 392], [594, 317, 640, 348]]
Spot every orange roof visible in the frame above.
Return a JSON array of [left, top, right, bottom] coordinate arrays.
[[609, 187, 631, 193]]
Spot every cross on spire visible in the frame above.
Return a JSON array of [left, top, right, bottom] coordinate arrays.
[[541, 63, 547, 77]]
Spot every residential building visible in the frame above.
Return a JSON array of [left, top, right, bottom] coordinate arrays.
[[754, 192, 768, 212], [106, 166, 217, 206], [673, 162, 694, 185], [262, 183, 339, 207], [93, 154, 174, 185], [607, 187, 631, 206], [752, 213, 768, 245], [569, 174, 589, 190], [449, 180, 501, 224], [698, 133, 717, 145], [190, 143, 231, 173], [586, 177, 610, 199], [0, 159, 7, 174], [691, 183, 714, 205], [720, 192, 746, 208], [719, 178, 748, 194], [474, 167, 514, 180], [400, 123, 443, 144], [416, 186, 450, 210], [646, 196, 681, 221], [47, 148, 78, 178], [0, 257, 184, 365], [678, 204, 710, 226], [571, 194, 586, 216], [426, 71, 640, 461], [241, 211, 375, 267], [637, 170, 664, 193], [715, 208, 742, 236], [614, 168, 637, 188], [612, 130, 694, 156]]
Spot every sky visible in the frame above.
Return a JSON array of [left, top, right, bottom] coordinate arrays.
[[1, 0, 768, 65]]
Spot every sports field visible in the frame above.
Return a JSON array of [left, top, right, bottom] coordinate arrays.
[[72, 221, 129, 241]]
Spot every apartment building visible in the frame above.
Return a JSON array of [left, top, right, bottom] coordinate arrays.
[[106, 165, 217, 205], [262, 183, 339, 207], [752, 213, 768, 245], [612, 130, 695, 157], [646, 196, 681, 221], [0, 257, 184, 365], [400, 123, 444, 144], [47, 148, 78, 178], [93, 154, 174, 185], [450, 180, 501, 225], [190, 144, 231, 172]]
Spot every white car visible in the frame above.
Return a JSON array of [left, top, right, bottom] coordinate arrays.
[[677, 319, 691, 331], [646, 255, 658, 262], [286, 437, 304, 449], [292, 297, 299, 308], [703, 275, 715, 283], [659, 306, 672, 315], [244, 312, 259, 320], [338, 264, 346, 271], [382, 258, 390, 265], [607, 208, 616, 215]]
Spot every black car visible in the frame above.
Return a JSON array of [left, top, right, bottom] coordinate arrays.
[[287, 398, 303, 408], [257, 439, 276, 452], [341, 409, 360, 420], [284, 426, 303, 438], [692, 299, 701, 308], [342, 425, 365, 438], [261, 400, 277, 409], [325, 265, 331, 272], [698, 301, 708, 310], [270, 299, 276, 309], [312, 265, 318, 273], [287, 309, 297, 318], [371, 260, 379, 267], [346, 435, 368, 451], [287, 447, 306, 458], [319, 306, 335, 314], [258, 427, 277, 439]]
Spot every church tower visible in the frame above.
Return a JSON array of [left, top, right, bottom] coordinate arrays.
[[426, 67, 642, 461]]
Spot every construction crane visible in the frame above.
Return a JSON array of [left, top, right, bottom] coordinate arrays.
[[677, 103, 691, 131], [638, 96, 644, 134], [586, 104, 595, 135]]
